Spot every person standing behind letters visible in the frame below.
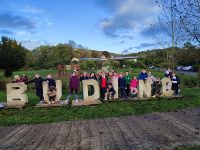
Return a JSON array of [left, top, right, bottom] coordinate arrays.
[[130, 76, 138, 98], [45, 74, 56, 87], [171, 73, 180, 95], [65, 71, 80, 104], [118, 73, 127, 99], [125, 71, 131, 97], [26, 74, 44, 103], [138, 69, 148, 80], [99, 71, 108, 99]]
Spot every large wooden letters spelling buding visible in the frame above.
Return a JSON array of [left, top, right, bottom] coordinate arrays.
[[6, 83, 28, 107], [138, 79, 152, 99]]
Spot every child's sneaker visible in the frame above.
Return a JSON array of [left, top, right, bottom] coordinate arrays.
[[65, 99, 69, 105], [75, 99, 78, 103], [104, 97, 107, 101]]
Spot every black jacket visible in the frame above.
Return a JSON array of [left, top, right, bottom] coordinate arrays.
[[45, 78, 56, 87], [26, 77, 44, 90]]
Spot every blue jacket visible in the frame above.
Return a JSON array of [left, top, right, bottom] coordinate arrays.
[[118, 77, 126, 88], [138, 72, 148, 80]]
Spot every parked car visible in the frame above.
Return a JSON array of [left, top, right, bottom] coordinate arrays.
[[149, 65, 156, 69], [176, 66, 193, 71], [182, 66, 193, 71]]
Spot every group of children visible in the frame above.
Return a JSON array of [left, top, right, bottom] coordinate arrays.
[[12, 68, 180, 104]]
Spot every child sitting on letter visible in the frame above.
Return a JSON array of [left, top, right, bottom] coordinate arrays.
[[105, 83, 116, 101], [47, 86, 57, 104], [152, 77, 162, 97]]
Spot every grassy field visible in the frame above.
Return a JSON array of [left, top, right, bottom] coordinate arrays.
[[0, 88, 199, 126]]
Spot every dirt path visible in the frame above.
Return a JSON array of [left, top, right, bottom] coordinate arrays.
[[0, 108, 200, 150]]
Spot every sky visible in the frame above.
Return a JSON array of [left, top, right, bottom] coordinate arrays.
[[0, 0, 166, 53]]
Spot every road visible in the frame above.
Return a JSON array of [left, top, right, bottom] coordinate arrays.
[[153, 68, 198, 76], [0, 107, 200, 150]]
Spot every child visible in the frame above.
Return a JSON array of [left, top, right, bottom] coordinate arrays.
[[99, 71, 108, 99], [21, 74, 28, 82], [125, 71, 131, 97], [118, 73, 127, 99], [80, 72, 89, 81], [165, 68, 172, 78], [152, 77, 162, 97], [138, 69, 148, 80], [47, 86, 57, 104], [26, 74, 44, 103], [89, 72, 97, 80], [89, 72, 97, 95], [45, 74, 56, 87], [12, 75, 22, 83], [65, 71, 80, 104], [130, 76, 138, 98], [171, 73, 180, 95], [105, 83, 116, 100]]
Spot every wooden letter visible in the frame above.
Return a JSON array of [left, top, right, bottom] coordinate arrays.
[[83, 79, 100, 102], [138, 79, 151, 99], [6, 83, 28, 107], [161, 78, 174, 96], [43, 80, 62, 102]]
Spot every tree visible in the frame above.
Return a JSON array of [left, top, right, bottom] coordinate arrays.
[[177, 0, 200, 44], [155, 0, 183, 70], [101, 51, 111, 58], [0, 36, 27, 77]]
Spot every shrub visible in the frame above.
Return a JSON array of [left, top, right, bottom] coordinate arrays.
[[181, 75, 198, 88]]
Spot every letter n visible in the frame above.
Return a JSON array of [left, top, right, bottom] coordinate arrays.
[[138, 79, 151, 99]]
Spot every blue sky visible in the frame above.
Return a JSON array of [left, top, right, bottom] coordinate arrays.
[[0, 0, 165, 53]]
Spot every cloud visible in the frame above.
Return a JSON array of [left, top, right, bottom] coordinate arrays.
[[21, 40, 42, 50], [21, 40, 54, 50], [0, 29, 14, 35], [0, 13, 36, 30], [134, 42, 159, 49], [97, 0, 160, 38], [140, 22, 167, 38], [21, 5, 44, 14]]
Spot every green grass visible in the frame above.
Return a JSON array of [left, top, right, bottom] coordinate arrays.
[[174, 145, 200, 150], [0, 88, 200, 126]]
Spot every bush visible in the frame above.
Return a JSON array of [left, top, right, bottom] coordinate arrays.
[[181, 75, 198, 88]]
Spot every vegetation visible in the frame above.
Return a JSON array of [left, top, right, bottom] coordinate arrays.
[[0, 36, 27, 77]]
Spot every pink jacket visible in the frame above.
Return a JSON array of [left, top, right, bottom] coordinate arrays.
[[130, 79, 138, 88]]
